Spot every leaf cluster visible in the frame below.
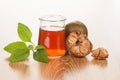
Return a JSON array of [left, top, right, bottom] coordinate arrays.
[[4, 23, 48, 63]]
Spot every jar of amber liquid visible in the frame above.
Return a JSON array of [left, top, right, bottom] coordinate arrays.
[[38, 15, 66, 58]]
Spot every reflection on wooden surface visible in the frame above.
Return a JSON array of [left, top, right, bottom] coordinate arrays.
[[40, 58, 65, 80], [8, 59, 29, 77], [1, 54, 120, 80], [64, 56, 89, 72], [40, 55, 89, 80], [9, 62, 29, 74], [91, 59, 108, 68]]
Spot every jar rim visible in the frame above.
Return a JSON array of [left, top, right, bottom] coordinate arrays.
[[39, 15, 66, 22]]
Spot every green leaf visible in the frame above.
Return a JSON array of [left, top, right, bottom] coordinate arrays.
[[4, 41, 27, 54], [9, 48, 30, 62], [28, 45, 34, 50], [18, 23, 32, 42], [33, 46, 48, 63], [35, 45, 45, 50]]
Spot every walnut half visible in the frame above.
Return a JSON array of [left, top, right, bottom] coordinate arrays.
[[91, 48, 109, 59], [66, 31, 93, 57]]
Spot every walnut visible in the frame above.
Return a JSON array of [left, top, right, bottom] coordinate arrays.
[[91, 48, 109, 59], [66, 31, 93, 57]]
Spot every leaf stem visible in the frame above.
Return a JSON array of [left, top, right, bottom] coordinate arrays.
[[31, 49, 35, 53], [30, 41, 36, 48]]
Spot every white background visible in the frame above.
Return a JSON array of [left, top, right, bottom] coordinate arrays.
[[0, 0, 120, 58]]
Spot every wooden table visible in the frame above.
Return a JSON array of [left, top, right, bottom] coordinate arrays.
[[1, 51, 120, 80]]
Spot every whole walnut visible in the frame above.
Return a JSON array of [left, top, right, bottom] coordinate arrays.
[[66, 31, 93, 57], [65, 21, 88, 38]]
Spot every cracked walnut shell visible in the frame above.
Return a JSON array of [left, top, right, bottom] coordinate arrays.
[[66, 31, 93, 57], [91, 48, 109, 59]]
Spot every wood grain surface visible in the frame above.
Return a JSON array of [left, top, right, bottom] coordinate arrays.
[[0, 54, 120, 80], [39, 55, 109, 80]]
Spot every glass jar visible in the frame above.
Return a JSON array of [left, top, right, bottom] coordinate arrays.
[[38, 15, 66, 58]]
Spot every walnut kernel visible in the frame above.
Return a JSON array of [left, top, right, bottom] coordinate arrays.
[[66, 31, 93, 57], [91, 48, 109, 59]]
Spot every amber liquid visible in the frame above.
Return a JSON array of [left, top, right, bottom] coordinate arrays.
[[38, 28, 66, 57]]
